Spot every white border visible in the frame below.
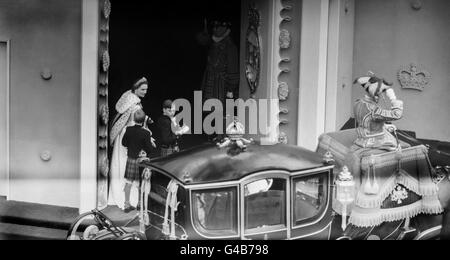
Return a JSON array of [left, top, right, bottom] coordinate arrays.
[[0, 39, 10, 199], [316, 0, 330, 137], [325, 0, 340, 132], [80, 0, 99, 214], [297, 0, 330, 150]]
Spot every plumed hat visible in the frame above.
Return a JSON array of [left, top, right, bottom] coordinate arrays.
[[354, 72, 393, 97]]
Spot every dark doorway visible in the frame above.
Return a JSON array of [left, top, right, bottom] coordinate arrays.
[[109, 0, 241, 155]]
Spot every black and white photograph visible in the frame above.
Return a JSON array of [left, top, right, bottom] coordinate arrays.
[[0, 0, 449, 244]]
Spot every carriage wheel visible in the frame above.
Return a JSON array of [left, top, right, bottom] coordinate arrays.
[[67, 212, 102, 240], [117, 232, 147, 240]]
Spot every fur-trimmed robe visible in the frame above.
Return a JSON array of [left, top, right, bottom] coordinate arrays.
[[107, 90, 142, 209]]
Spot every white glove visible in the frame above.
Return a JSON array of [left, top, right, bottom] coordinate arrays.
[[385, 124, 397, 132], [181, 125, 190, 135], [171, 117, 178, 126], [176, 125, 190, 136], [385, 88, 397, 101]]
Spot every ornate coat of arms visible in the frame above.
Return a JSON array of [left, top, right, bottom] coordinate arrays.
[[245, 4, 261, 96]]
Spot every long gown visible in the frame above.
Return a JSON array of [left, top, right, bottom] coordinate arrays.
[[201, 35, 239, 104], [107, 91, 142, 209]]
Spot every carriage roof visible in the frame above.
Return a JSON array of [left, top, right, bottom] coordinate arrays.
[[142, 143, 328, 186]]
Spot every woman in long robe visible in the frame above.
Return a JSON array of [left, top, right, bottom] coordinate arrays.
[[108, 77, 150, 210]]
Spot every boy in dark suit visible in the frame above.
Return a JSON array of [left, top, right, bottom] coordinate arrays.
[[122, 109, 155, 213], [157, 100, 189, 157]]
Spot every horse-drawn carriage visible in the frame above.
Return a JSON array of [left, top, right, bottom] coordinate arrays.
[[67, 71, 449, 240], [67, 129, 449, 240]]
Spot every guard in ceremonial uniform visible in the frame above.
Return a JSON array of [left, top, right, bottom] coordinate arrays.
[[200, 18, 239, 103], [353, 74, 404, 151]]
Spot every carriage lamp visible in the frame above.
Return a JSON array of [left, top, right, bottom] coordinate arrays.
[[336, 166, 355, 231], [183, 172, 193, 184]]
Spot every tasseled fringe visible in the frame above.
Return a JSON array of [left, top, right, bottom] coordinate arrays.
[[349, 198, 443, 228], [355, 172, 440, 209], [421, 194, 444, 214], [355, 175, 397, 208], [397, 172, 419, 193], [397, 172, 439, 197], [418, 181, 440, 197], [360, 147, 427, 169], [349, 201, 423, 228]]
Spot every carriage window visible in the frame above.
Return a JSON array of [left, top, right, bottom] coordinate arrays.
[[293, 173, 328, 225], [192, 187, 238, 237], [244, 178, 286, 232]]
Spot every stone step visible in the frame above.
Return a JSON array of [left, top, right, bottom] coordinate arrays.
[[0, 222, 67, 240], [0, 197, 143, 240], [0, 198, 79, 230]]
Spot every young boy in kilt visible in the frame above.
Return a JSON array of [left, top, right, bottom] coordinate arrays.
[[122, 109, 155, 213]]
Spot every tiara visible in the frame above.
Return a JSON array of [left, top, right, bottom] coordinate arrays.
[[134, 77, 148, 87]]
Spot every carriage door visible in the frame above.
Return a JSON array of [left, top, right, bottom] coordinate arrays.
[[241, 175, 290, 240], [0, 41, 9, 198]]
